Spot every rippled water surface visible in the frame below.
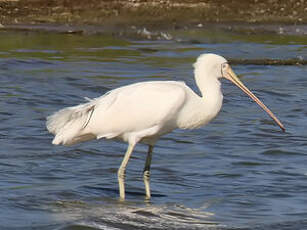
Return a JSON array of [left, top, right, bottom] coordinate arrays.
[[1, 29, 307, 230]]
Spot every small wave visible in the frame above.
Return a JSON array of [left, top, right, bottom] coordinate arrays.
[[51, 200, 219, 230], [136, 28, 173, 40], [261, 149, 303, 156]]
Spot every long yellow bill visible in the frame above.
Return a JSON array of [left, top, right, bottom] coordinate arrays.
[[224, 66, 285, 132]]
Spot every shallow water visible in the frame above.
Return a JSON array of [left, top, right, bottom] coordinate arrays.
[[0, 29, 307, 230]]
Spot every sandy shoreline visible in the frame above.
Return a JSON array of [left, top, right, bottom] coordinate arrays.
[[0, 0, 306, 33]]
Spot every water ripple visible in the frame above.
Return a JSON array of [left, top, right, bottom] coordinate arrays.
[[1, 30, 307, 229]]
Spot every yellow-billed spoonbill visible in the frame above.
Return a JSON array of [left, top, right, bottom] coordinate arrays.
[[46, 53, 285, 200]]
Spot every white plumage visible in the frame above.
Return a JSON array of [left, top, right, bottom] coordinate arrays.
[[46, 53, 284, 200]]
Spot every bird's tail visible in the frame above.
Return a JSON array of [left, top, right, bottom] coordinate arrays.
[[46, 100, 96, 146]]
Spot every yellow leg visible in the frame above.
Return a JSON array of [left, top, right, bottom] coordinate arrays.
[[143, 145, 153, 199], [118, 143, 135, 200]]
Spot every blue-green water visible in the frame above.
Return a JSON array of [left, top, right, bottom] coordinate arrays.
[[0, 29, 307, 229]]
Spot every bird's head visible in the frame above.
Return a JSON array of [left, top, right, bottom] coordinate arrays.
[[195, 53, 285, 132], [194, 53, 227, 80]]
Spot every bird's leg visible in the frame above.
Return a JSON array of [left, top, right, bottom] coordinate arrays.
[[143, 145, 153, 199], [118, 142, 135, 201]]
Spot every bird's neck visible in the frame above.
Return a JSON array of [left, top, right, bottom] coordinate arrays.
[[195, 68, 222, 100], [193, 70, 223, 126], [176, 70, 224, 130]]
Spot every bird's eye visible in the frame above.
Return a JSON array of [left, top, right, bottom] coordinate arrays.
[[222, 63, 228, 69]]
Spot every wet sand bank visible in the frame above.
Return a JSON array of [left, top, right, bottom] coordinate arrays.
[[0, 0, 306, 34]]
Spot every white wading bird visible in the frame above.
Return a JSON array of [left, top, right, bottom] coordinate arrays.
[[46, 53, 285, 200]]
